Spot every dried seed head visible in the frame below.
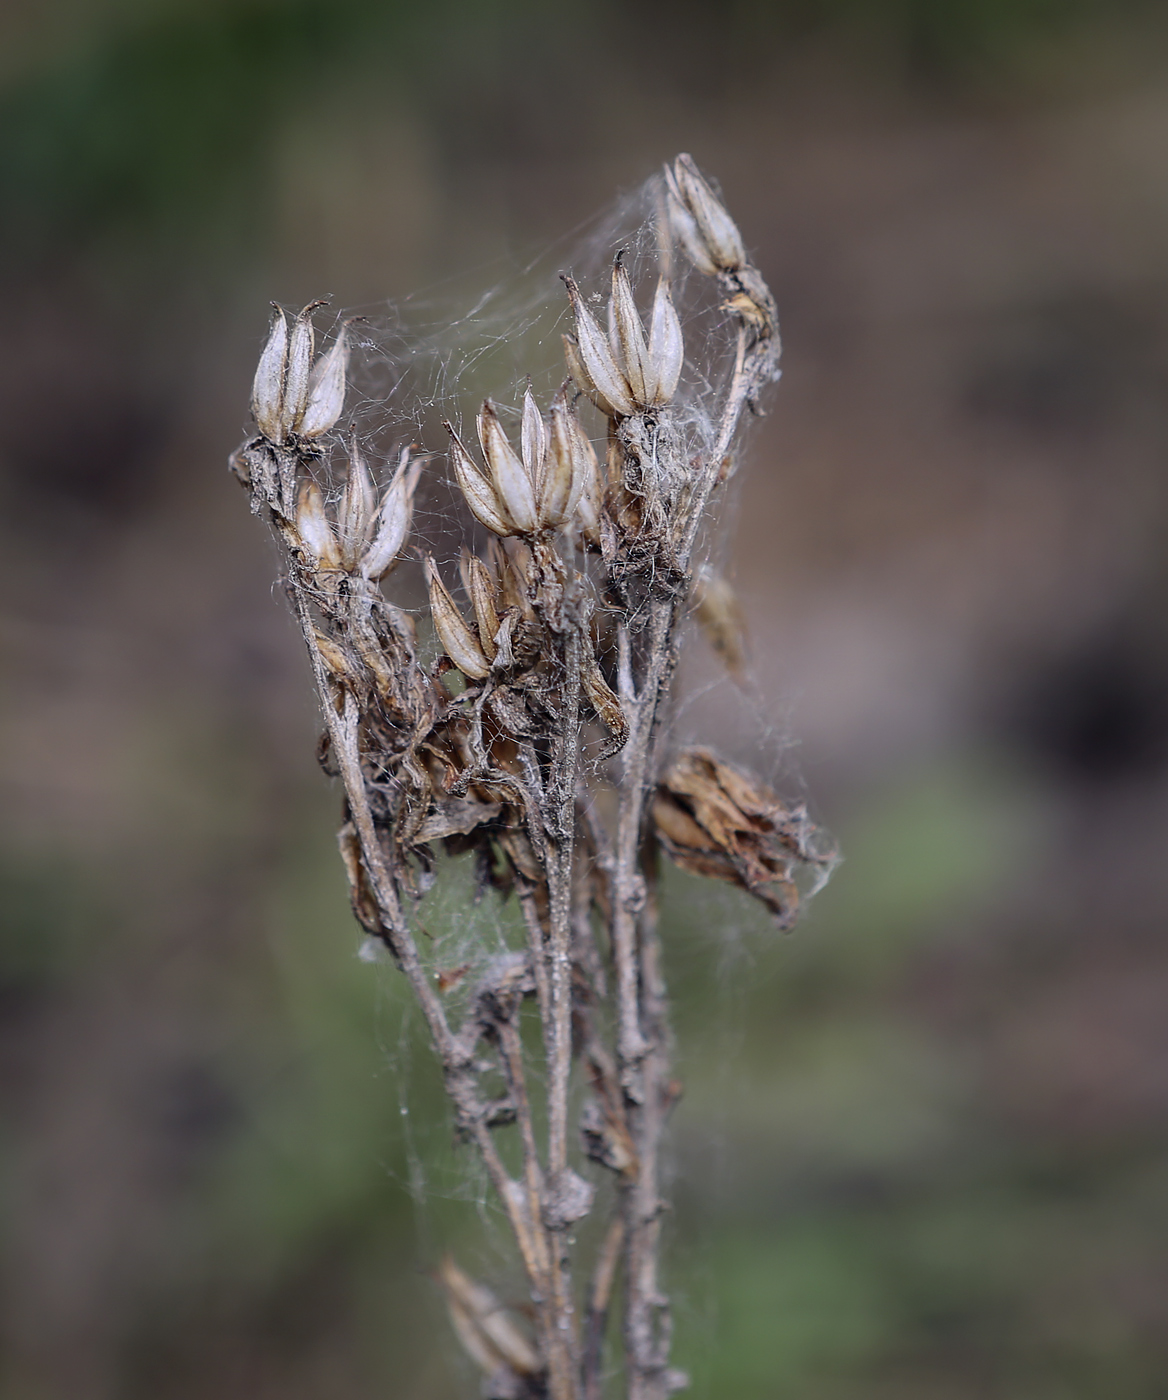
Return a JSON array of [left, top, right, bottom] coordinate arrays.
[[664, 153, 746, 273], [566, 262, 683, 416], [478, 400, 538, 534], [298, 321, 349, 439], [360, 446, 423, 581], [252, 306, 289, 441], [562, 276, 637, 419], [425, 556, 491, 680], [295, 479, 341, 571]]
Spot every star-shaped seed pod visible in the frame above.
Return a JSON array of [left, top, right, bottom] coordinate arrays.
[[445, 384, 596, 538], [562, 256, 683, 419], [252, 304, 351, 445]]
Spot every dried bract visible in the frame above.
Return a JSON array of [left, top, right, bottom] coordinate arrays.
[[653, 748, 836, 927]]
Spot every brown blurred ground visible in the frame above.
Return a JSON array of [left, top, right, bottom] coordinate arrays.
[[3, 2, 1168, 1397]]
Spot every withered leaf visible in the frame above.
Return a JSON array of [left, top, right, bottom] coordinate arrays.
[[415, 795, 503, 842], [653, 748, 835, 928], [581, 647, 628, 758]]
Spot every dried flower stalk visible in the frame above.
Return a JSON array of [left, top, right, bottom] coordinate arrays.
[[230, 155, 833, 1400]]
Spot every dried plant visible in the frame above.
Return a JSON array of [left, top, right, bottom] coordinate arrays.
[[230, 155, 834, 1400]]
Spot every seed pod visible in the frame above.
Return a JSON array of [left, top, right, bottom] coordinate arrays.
[[520, 384, 547, 488], [478, 400, 538, 534], [360, 447, 422, 581], [295, 479, 341, 570], [563, 276, 636, 419], [463, 551, 501, 661], [666, 154, 746, 272], [545, 384, 594, 528], [336, 437, 375, 568], [425, 556, 491, 680], [252, 306, 289, 441], [663, 191, 719, 276], [445, 421, 515, 537], [608, 256, 651, 406], [283, 306, 315, 437], [692, 565, 747, 683], [299, 322, 349, 439], [646, 278, 684, 405]]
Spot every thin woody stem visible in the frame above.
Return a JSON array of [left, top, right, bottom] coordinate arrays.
[[293, 585, 575, 1393]]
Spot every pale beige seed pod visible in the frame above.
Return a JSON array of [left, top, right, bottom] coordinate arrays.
[[360, 447, 423, 581], [562, 276, 637, 419], [520, 384, 547, 489], [544, 384, 594, 528], [665, 154, 746, 273], [282, 307, 315, 437], [252, 306, 289, 441], [463, 550, 501, 661], [608, 258, 651, 407], [445, 421, 515, 537], [295, 479, 341, 570], [562, 333, 623, 420], [646, 277, 684, 405], [298, 322, 350, 439], [478, 400, 538, 534], [425, 556, 491, 680], [336, 437, 376, 569]]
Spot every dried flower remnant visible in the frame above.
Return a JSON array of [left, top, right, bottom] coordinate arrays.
[[231, 154, 829, 1400], [654, 748, 835, 928]]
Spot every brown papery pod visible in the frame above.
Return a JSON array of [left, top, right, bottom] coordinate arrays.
[[425, 556, 491, 681]]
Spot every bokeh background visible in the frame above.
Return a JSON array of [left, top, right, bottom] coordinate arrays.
[[5, 1, 1168, 1396]]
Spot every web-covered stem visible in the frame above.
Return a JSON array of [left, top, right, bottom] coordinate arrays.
[[230, 154, 831, 1400]]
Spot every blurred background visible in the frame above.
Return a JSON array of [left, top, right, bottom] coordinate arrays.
[[4, 0, 1168, 1396]]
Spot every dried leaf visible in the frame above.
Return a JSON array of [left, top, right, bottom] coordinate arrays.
[[435, 1256, 541, 1382], [415, 795, 502, 842], [581, 647, 628, 757], [654, 748, 835, 926]]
